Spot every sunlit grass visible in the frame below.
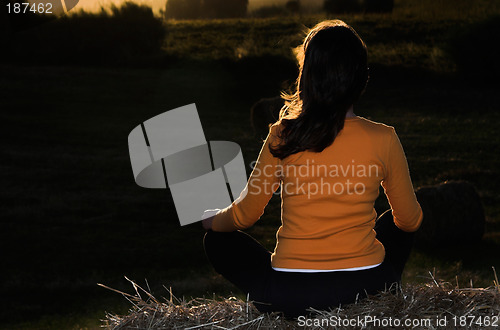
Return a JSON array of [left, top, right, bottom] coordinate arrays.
[[160, 13, 490, 70]]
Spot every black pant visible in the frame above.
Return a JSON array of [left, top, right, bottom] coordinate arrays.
[[203, 210, 415, 317]]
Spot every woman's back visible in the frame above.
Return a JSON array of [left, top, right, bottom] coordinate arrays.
[[273, 116, 422, 269]]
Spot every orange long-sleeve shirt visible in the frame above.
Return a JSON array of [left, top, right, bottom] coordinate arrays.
[[212, 116, 423, 270]]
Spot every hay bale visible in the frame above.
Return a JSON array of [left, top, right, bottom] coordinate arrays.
[[447, 16, 500, 84], [102, 276, 500, 329], [415, 180, 485, 248], [250, 96, 283, 139]]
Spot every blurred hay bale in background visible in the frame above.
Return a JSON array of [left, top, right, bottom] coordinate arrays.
[[447, 16, 500, 84], [250, 96, 284, 139], [415, 180, 485, 248]]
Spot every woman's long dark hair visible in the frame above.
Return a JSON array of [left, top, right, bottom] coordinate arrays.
[[270, 20, 369, 159]]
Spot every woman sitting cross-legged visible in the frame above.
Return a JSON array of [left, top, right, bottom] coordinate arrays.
[[202, 19, 423, 318]]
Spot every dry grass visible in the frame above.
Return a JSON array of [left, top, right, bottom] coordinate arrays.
[[101, 270, 500, 329]]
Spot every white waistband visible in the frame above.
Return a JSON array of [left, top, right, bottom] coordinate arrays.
[[272, 263, 382, 273]]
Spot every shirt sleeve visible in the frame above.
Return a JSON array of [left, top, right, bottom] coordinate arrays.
[[381, 128, 423, 232], [211, 124, 282, 232]]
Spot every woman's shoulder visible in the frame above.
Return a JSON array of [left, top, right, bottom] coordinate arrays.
[[354, 116, 396, 136]]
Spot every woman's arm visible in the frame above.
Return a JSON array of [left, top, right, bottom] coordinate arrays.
[[381, 128, 423, 232], [208, 125, 282, 232]]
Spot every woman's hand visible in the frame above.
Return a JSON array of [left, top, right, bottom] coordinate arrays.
[[202, 215, 215, 230], [201, 209, 220, 231]]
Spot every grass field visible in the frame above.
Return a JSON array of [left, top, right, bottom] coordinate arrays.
[[2, 1, 500, 328]]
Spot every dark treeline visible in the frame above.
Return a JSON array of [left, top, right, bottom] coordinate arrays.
[[163, 0, 393, 19], [165, 0, 249, 19], [2, 1, 166, 65], [323, 0, 394, 14]]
